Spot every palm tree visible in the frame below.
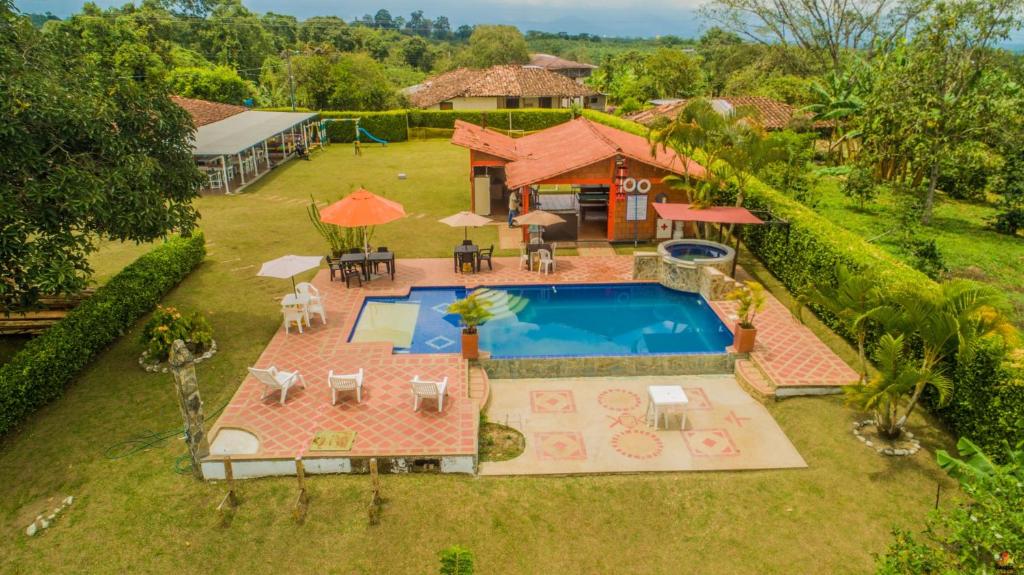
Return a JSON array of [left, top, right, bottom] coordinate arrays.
[[870, 280, 1017, 433], [802, 72, 865, 163], [804, 264, 884, 383], [845, 333, 951, 438], [650, 98, 781, 236]]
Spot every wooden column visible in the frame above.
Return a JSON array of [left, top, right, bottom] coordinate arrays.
[[169, 339, 209, 480]]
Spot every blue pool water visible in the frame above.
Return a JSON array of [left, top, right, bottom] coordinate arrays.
[[665, 243, 728, 261], [351, 283, 733, 358]]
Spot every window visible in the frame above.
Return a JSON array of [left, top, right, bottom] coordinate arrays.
[[439, 101, 453, 110], [504, 97, 520, 109], [589, 96, 599, 104], [539, 97, 552, 109]]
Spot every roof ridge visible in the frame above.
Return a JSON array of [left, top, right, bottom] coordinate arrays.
[[580, 117, 622, 155]]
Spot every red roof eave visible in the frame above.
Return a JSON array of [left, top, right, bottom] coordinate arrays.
[[652, 203, 764, 225]]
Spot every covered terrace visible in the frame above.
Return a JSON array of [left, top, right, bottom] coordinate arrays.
[[452, 118, 707, 243], [185, 103, 325, 194]]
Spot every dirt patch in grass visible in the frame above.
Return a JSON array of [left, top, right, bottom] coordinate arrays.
[[479, 422, 525, 462]]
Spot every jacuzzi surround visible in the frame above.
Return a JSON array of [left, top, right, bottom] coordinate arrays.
[[657, 238, 735, 268]]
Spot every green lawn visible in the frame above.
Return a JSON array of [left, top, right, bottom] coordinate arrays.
[[0, 141, 959, 574], [810, 176, 1024, 324]]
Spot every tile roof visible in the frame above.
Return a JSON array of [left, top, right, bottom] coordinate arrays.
[[452, 117, 706, 189], [171, 95, 247, 128], [628, 96, 813, 130], [528, 53, 598, 71], [406, 65, 599, 108]]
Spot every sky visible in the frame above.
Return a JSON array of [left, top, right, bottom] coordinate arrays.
[[14, 0, 710, 38]]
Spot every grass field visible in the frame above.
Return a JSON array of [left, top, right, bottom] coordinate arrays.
[[0, 141, 959, 574], [810, 176, 1024, 324]]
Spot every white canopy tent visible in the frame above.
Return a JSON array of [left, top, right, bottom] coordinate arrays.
[[192, 110, 323, 194]]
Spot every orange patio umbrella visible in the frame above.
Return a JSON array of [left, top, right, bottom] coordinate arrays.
[[319, 188, 406, 252]]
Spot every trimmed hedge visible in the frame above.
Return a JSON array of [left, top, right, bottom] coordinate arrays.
[[0, 233, 206, 437], [256, 107, 576, 143]]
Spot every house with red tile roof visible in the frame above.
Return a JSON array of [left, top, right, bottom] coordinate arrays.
[[170, 95, 247, 127], [528, 53, 597, 83], [452, 117, 706, 242], [404, 65, 605, 111], [628, 96, 818, 130]]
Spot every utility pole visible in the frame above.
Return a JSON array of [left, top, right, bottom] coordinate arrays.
[[282, 50, 297, 111]]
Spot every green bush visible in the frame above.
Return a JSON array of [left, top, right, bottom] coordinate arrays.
[[935, 339, 1024, 457], [320, 110, 408, 144], [140, 304, 213, 362], [0, 234, 206, 437], [407, 109, 572, 131]]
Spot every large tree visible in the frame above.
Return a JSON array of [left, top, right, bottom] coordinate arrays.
[[1, 2, 202, 310], [857, 0, 1023, 223], [463, 25, 529, 68], [700, 0, 927, 70]]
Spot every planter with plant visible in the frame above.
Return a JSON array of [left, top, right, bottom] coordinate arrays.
[[138, 305, 215, 373], [447, 294, 493, 360], [725, 280, 766, 353]]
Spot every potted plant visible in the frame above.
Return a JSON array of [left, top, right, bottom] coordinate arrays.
[[139, 305, 216, 371], [447, 294, 493, 360], [725, 280, 766, 353]]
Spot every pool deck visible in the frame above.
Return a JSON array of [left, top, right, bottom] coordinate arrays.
[[205, 255, 855, 477]]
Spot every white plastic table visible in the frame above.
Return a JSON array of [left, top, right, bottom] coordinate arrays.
[[646, 385, 689, 430], [281, 293, 311, 326]]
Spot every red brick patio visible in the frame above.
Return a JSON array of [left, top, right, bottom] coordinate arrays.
[[208, 255, 855, 465]]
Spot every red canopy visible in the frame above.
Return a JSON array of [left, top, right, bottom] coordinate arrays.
[[653, 203, 764, 225], [319, 188, 406, 228]]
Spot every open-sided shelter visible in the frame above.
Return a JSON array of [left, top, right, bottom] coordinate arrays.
[[451, 117, 707, 242]]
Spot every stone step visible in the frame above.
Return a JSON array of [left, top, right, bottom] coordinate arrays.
[[468, 364, 490, 408], [735, 359, 775, 403]]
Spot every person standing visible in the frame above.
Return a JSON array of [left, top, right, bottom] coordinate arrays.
[[507, 190, 520, 228]]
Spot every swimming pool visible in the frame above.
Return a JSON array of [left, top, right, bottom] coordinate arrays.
[[664, 241, 729, 261], [350, 283, 733, 358]]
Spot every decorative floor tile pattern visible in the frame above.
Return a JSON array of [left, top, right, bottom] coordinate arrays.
[[611, 430, 663, 460], [534, 432, 588, 461], [682, 387, 712, 410], [597, 388, 642, 411], [482, 375, 806, 475], [530, 390, 576, 414], [683, 428, 740, 457]]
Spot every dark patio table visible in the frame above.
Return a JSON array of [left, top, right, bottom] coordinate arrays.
[[454, 244, 479, 273], [368, 251, 396, 280], [340, 252, 369, 280]]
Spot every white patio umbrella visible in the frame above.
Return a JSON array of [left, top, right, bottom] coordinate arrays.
[[513, 210, 565, 241], [438, 211, 492, 240], [257, 255, 323, 294]]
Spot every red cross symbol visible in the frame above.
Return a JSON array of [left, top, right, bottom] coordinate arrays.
[[725, 410, 751, 428]]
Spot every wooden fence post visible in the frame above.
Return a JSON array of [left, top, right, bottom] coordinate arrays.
[[368, 458, 382, 525], [217, 456, 239, 513], [294, 456, 309, 523]]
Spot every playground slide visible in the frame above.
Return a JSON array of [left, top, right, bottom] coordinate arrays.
[[358, 127, 388, 145]]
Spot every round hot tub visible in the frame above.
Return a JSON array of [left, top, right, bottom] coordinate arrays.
[[658, 239, 735, 268]]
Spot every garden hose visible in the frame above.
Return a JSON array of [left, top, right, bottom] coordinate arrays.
[[102, 401, 228, 475]]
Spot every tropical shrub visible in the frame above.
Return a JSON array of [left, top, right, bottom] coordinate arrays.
[[937, 141, 999, 202], [439, 545, 474, 575], [0, 234, 206, 437], [140, 305, 213, 362], [876, 439, 1024, 574], [991, 147, 1024, 236], [447, 294, 493, 334], [842, 166, 879, 209], [725, 281, 766, 329], [167, 65, 257, 105]]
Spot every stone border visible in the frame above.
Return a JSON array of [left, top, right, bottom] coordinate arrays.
[[481, 352, 735, 379], [139, 339, 218, 374], [852, 419, 922, 456]]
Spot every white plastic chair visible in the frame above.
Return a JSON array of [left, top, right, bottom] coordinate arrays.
[[248, 366, 306, 405], [537, 249, 554, 275], [296, 282, 327, 324], [207, 169, 223, 189], [410, 375, 449, 412], [282, 305, 307, 334], [519, 245, 530, 270], [328, 368, 364, 404]]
